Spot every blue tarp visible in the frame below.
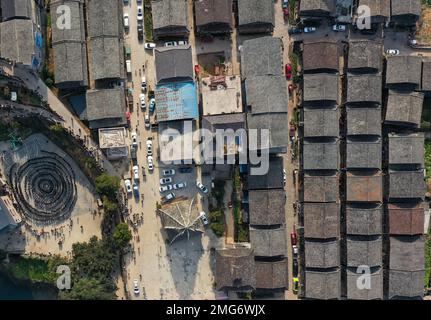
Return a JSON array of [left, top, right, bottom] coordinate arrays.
[[155, 81, 198, 122]]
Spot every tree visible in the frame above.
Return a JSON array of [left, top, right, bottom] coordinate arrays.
[[49, 123, 64, 133], [95, 174, 120, 199], [60, 278, 116, 300], [102, 196, 118, 215], [112, 223, 132, 249]]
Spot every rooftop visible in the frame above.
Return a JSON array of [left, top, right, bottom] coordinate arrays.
[[389, 133, 424, 167], [155, 45, 194, 83], [305, 240, 340, 269], [87, 0, 121, 38], [346, 172, 382, 203], [241, 36, 283, 77], [89, 36, 124, 80], [1, 0, 33, 21], [389, 236, 425, 271], [346, 206, 382, 236], [357, 0, 390, 18], [303, 174, 339, 202], [237, 0, 274, 28], [215, 245, 255, 291], [303, 108, 339, 138], [245, 76, 288, 114], [346, 74, 382, 104], [249, 227, 287, 257], [152, 0, 188, 34], [389, 203, 425, 236], [155, 81, 199, 122], [248, 189, 285, 226], [194, 0, 232, 31], [348, 40, 383, 71], [305, 270, 341, 300], [389, 270, 424, 299], [385, 91, 424, 127], [347, 268, 383, 300], [385, 55, 422, 88], [98, 127, 127, 149], [389, 170, 426, 200], [255, 260, 287, 290], [391, 0, 421, 17], [346, 140, 382, 169], [422, 59, 431, 91], [201, 75, 242, 115], [302, 40, 340, 72], [300, 0, 336, 15], [247, 156, 284, 190], [347, 237, 383, 268], [346, 107, 381, 136], [303, 74, 339, 103], [303, 141, 339, 171], [85, 88, 126, 129], [303, 203, 340, 239]]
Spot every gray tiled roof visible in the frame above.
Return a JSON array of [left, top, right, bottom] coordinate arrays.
[[303, 108, 339, 138], [255, 260, 287, 290], [386, 55, 422, 87], [152, 0, 188, 33], [89, 37, 124, 80], [303, 203, 340, 239], [303, 174, 339, 202], [303, 73, 339, 103], [1, 0, 33, 20], [87, 0, 121, 38], [300, 0, 335, 15], [250, 227, 287, 257], [346, 206, 382, 236], [346, 172, 382, 203], [389, 236, 425, 271], [305, 240, 339, 268], [303, 40, 340, 72], [249, 189, 285, 226], [194, 0, 232, 30], [85, 88, 126, 128], [238, 0, 274, 27], [389, 170, 426, 199], [347, 237, 382, 268], [347, 268, 383, 300], [346, 140, 382, 170], [303, 141, 339, 171], [247, 156, 284, 190], [305, 270, 341, 300], [422, 59, 431, 91], [385, 90, 424, 127], [346, 107, 381, 136], [155, 45, 193, 83], [389, 270, 424, 299], [347, 74, 382, 104], [389, 133, 424, 167], [391, 0, 421, 17], [348, 40, 383, 71]]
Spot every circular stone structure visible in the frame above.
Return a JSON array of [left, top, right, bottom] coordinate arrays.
[[9, 152, 77, 224]]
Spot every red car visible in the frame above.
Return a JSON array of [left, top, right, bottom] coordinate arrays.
[[285, 64, 292, 79], [290, 231, 298, 246]]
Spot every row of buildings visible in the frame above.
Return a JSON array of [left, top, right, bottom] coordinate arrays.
[[298, 38, 428, 299], [299, 0, 422, 27]]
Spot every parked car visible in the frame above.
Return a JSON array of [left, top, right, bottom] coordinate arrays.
[[199, 211, 209, 225], [133, 165, 139, 181], [133, 183, 139, 198], [137, 6, 143, 21], [332, 24, 346, 32], [139, 93, 146, 110], [137, 25, 144, 41], [179, 167, 193, 173], [283, 169, 286, 185], [163, 169, 176, 176], [164, 192, 176, 201], [147, 156, 154, 171], [288, 27, 302, 35], [149, 98, 156, 113], [292, 259, 299, 277], [133, 280, 140, 295], [160, 177, 173, 185], [303, 26, 317, 33], [173, 182, 187, 190], [292, 277, 299, 294], [282, 0, 289, 8], [141, 76, 147, 92], [144, 42, 156, 49], [292, 245, 299, 258], [126, 60, 132, 73], [124, 14, 129, 29], [131, 131, 138, 148], [178, 40, 188, 45], [385, 49, 400, 56], [196, 181, 209, 194], [124, 179, 132, 194], [159, 185, 173, 193], [285, 64, 292, 80], [165, 41, 178, 47], [146, 139, 153, 156], [291, 231, 298, 246], [144, 114, 150, 128]]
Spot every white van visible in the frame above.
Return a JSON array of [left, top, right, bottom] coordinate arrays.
[[126, 60, 131, 73]]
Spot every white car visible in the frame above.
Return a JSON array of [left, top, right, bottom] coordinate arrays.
[[173, 182, 187, 190], [303, 27, 317, 33], [196, 181, 209, 194], [386, 49, 400, 56], [124, 14, 129, 28], [163, 169, 176, 176], [146, 139, 153, 156], [332, 24, 346, 32], [199, 211, 209, 225], [165, 192, 176, 201], [147, 156, 154, 171], [160, 177, 173, 185], [178, 40, 187, 46], [144, 42, 156, 49], [159, 185, 173, 193], [133, 165, 139, 181], [133, 279, 140, 295], [137, 6, 143, 21], [141, 76, 147, 92], [131, 131, 138, 148], [144, 114, 150, 128], [165, 41, 178, 47], [292, 245, 299, 258], [126, 60, 131, 73], [124, 179, 132, 194], [139, 93, 146, 110], [283, 169, 286, 185]]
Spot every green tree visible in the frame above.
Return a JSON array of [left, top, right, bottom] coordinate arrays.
[[112, 223, 132, 249], [95, 174, 120, 199], [60, 278, 116, 300], [102, 196, 118, 215], [49, 123, 64, 133]]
